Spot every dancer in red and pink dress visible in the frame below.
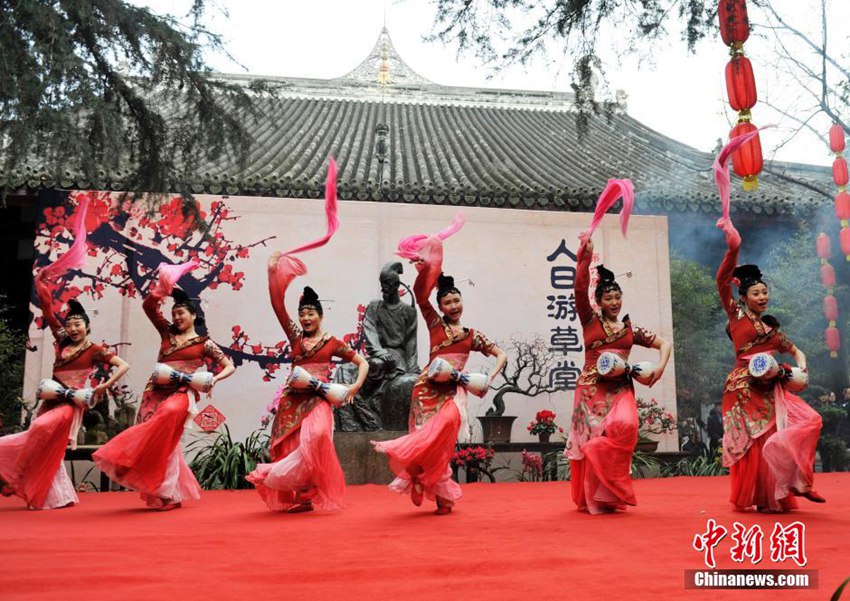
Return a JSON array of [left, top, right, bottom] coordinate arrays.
[[247, 252, 368, 513], [0, 273, 129, 509], [94, 275, 235, 511], [565, 235, 672, 514], [374, 234, 506, 515], [715, 218, 824, 512]]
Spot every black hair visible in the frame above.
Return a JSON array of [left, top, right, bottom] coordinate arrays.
[[733, 264, 766, 297], [298, 286, 323, 316], [63, 299, 91, 336], [731, 264, 780, 330], [594, 264, 622, 303], [171, 288, 207, 335], [436, 273, 461, 302], [64, 300, 90, 325]]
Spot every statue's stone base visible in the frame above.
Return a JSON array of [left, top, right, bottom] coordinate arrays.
[[334, 431, 407, 485]]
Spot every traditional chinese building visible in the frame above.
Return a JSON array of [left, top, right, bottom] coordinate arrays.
[[1, 28, 837, 455]]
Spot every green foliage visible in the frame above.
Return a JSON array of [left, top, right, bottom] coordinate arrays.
[[0, 299, 26, 435], [187, 425, 269, 490], [669, 253, 728, 418], [762, 225, 842, 394], [818, 435, 849, 472], [0, 0, 266, 198], [630, 450, 660, 479], [660, 453, 729, 477]]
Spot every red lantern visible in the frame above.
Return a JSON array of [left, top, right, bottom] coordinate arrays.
[[826, 326, 841, 357], [830, 124, 846, 153], [817, 233, 832, 258], [834, 157, 849, 187], [730, 122, 763, 190], [836, 192, 850, 221], [824, 295, 839, 322], [718, 0, 750, 46], [841, 227, 850, 257], [725, 56, 757, 111], [822, 264, 836, 289]]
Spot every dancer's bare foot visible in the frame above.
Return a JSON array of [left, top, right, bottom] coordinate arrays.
[[156, 501, 182, 512], [434, 505, 452, 515]]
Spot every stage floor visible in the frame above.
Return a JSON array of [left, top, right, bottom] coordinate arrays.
[[2, 474, 848, 601]]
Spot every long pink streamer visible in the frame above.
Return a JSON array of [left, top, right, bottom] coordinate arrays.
[[583, 179, 635, 239], [274, 253, 308, 286], [41, 193, 92, 280], [150, 259, 200, 298], [280, 157, 339, 257], [396, 212, 466, 260], [712, 128, 764, 222]]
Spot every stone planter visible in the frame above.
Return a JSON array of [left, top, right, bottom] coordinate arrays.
[[477, 415, 517, 443]]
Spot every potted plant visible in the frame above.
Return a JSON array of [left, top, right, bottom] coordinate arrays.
[[479, 335, 566, 443], [526, 409, 564, 443], [451, 444, 497, 482], [635, 397, 676, 453]]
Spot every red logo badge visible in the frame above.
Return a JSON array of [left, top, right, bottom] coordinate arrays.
[[194, 404, 226, 432]]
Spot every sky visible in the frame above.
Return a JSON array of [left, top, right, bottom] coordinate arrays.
[[132, 0, 849, 167]]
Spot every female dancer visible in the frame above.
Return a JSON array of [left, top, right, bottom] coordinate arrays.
[[565, 235, 672, 514], [715, 218, 824, 512], [373, 235, 507, 515], [246, 251, 368, 513], [0, 273, 129, 509], [94, 278, 235, 510]]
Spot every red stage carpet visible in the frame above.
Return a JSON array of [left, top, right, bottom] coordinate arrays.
[[1, 474, 848, 601]]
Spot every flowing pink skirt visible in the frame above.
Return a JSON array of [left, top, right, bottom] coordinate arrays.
[[93, 391, 200, 507], [729, 388, 821, 512], [568, 386, 638, 514], [247, 402, 345, 511], [0, 403, 78, 509], [372, 399, 462, 504]]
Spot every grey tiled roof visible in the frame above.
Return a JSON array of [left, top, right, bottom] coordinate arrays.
[[2, 30, 831, 216]]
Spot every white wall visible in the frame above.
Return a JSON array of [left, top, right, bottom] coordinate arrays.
[[25, 194, 678, 452]]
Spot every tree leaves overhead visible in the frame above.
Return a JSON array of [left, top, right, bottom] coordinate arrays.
[[0, 0, 265, 197], [427, 0, 716, 100]]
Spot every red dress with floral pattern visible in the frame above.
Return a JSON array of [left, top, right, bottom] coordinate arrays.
[[564, 248, 656, 514], [0, 284, 115, 509], [717, 246, 822, 512], [373, 255, 496, 507], [94, 295, 225, 508], [246, 287, 356, 511]]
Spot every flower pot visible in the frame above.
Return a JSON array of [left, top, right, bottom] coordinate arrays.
[[477, 415, 517, 443], [635, 439, 659, 453], [537, 432, 551, 444]]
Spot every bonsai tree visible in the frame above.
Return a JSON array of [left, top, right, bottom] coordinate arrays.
[[485, 335, 564, 416]]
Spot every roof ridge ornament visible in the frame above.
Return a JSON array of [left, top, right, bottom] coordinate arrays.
[[337, 27, 433, 86]]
